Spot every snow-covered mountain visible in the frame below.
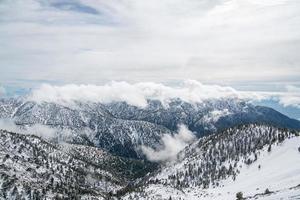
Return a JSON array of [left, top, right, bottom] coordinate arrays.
[[0, 98, 300, 159], [0, 129, 156, 199], [122, 125, 300, 200], [0, 99, 171, 158], [106, 99, 300, 135], [1, 97, 300, 199], [0, 123, 299, 199]]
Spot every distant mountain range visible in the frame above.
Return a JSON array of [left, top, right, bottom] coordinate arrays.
[[0, 98, 299, 158]]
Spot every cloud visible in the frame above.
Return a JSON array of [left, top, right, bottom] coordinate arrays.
[[202, 109, 232, 123], [141, 125, 196, 162], [277, 85, 300, 108], [0, 119, 57, 139], [0, 0, 299, 84], [46, 0, 100, 15], [0, 119, 19, 132], [28, 80, 266, 107], [27, 79, 300, 108], [246, 85, 300, 108], [27, 79, 300, 110]]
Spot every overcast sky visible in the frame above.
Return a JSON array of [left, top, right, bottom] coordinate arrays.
[[0, 0, 300, 118], [0, 0, 299, 86]]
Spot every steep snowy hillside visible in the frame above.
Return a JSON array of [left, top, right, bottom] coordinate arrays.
[[1, 98, 300, 159], [0, 129, 156, 199], [122, 125, 300, 200]]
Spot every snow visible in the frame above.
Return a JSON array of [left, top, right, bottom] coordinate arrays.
[[203, 136, 300, 199], [123, 136, 300, 200], [202, 109, 232, 123], [254, 186, 300, 200]]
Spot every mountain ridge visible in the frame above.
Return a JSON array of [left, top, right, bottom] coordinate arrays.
[[1, 97, 300, 159]]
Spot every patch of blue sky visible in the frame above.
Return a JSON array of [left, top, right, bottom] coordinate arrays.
[[3, 87, 30, 98], [0, 79, 62, 97], [49, 0, 100, 15], [0, 0, 118, 28]]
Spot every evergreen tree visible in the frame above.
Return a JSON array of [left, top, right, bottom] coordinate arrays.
[[236, 191, 243, 200]]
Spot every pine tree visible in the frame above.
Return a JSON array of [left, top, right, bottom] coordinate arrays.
[[264, 188, 271, 194], [236, 191, 243, 200]]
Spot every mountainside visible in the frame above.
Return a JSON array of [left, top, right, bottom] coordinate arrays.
[[1, 98, 300, 159], [0, 129, 156, 200], [0, 99, 171, 158], [1, 97, 300, 199], [0, 124, 299, 199], [122, 124, 300, 199]]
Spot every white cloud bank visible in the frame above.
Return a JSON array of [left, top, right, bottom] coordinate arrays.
[[28, 80, 300, 108], [28, 80, 267, 107], [0, 119, 56, 139], [0, 119, 87, 142], [141, 125, 196, 162]]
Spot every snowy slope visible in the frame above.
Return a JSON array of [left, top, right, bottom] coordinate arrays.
[[0, 129, 156, 199], [216, 137, 299, 194], [253, 186, 300, 200], [0, 129, 118, 199], [204, 136, 300, 199], [122, 126, 300, 200]]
